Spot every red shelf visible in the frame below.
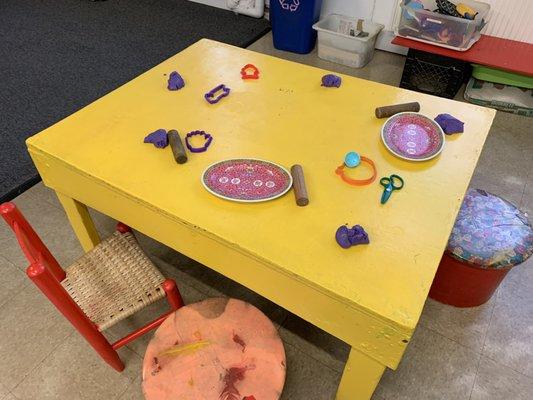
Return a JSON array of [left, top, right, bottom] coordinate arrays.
[[392, 35, 533, 77]]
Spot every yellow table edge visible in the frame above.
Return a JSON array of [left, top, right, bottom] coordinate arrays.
[[28, 145, 412, 367]]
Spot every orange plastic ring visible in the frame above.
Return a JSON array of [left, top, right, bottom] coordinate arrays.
[[335, 156, 377, 186]]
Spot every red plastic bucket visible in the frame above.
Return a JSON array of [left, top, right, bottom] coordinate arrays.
[[429, 252, 512, 307]]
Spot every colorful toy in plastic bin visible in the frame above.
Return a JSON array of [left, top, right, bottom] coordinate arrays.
[[420, 17, 444, 35], [436, 0, 478, 20], [397, 0, 489, 51], [456, 3, 478, 19], [404, 0, 424, 21], [437, 27, 452, 43], [435, 0, 461, 17]]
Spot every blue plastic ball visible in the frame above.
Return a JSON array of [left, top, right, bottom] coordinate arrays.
[[344, 151, 361, 168]]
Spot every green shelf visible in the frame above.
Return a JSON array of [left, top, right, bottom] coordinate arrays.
[[472, 65, 533, 89]]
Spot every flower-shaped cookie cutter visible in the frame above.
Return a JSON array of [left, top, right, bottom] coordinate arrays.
[[241, 64, 260, 80], [204, 84, 230, 104], [185, 130, 213, 153]]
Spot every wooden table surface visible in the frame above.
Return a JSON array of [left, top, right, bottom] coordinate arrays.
[[27, 39, 495, 399]]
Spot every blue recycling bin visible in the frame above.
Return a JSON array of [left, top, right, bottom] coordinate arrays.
[[270, 0, 323, 54]]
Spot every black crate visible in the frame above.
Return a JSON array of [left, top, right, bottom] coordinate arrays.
[[400, 49, 472, 99]]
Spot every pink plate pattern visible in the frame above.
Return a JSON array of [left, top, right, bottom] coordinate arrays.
[[381, 112, 445, 161], [202, 159, 293, 202]]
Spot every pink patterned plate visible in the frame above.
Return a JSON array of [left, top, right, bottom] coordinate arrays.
[[381, 112, 445, 161], [202, 159, 293, 203]]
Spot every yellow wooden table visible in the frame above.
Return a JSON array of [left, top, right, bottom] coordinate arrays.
[[27, 39, 495, 399]]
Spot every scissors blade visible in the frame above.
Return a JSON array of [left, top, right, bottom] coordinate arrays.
[[381, 185, 393, 204]]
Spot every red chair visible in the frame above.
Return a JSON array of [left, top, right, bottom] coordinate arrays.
[[0, 202, 183, 371]]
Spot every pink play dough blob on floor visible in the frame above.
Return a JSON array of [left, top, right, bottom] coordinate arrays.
[[142, 298, 286, 400]]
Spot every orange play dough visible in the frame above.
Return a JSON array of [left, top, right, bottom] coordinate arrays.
[[142, 298, 286, 400]]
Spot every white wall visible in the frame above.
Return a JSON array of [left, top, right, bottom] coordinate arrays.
[[483, 0, 533, 43], [319, 0, 375, 19]]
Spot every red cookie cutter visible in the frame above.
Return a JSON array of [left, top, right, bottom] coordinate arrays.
[[241, 64, 260, 80]]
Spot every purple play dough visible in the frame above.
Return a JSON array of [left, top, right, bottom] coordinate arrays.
[[144, 129, 168, 148], [167, 71, 185, 91], [434, 113, 464, 135], [321, 74, 342, 88], [335, 225, 370, 249]]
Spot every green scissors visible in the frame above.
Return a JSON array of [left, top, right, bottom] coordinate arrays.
[[380, 174, 404, 204]]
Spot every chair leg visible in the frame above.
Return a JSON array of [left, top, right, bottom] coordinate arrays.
[[116, 222, 132, 234], [162, 279, 184, 310], [86, 331, 125, 372]]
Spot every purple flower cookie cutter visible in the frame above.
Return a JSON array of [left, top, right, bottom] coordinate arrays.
[[185, 130, 213, 153], [204, 84, 230, 104]]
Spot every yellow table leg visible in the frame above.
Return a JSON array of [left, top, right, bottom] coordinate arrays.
[[336, 348, 386, 400], [56, 192, 100, 251]]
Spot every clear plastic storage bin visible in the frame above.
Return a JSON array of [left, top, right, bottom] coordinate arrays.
[[313, 15, 384, 68], [396, 0, 490, 51]]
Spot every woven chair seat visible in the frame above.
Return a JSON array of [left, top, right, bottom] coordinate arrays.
[[62, 231, 166, 331]]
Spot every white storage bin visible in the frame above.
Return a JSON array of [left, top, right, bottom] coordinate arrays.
[[312, 15, 384, 68], [396, 0, 490, 51]]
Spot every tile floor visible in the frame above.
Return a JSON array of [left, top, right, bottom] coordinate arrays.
[[0, 33, 532, 400]]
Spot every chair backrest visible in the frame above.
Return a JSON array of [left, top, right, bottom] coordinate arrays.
[[1, 202, 107, 343], [0, 202, 65, 281]]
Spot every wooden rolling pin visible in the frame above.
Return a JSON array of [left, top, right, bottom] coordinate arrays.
[[375, 102, 420, 119], [168, 130, 188, 164], [290, 164, 309, 207]]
